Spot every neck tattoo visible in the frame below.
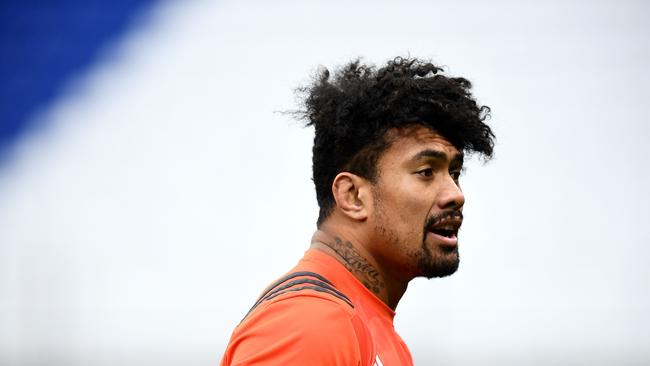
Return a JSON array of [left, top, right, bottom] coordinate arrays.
[[323, 237, 385, 295]]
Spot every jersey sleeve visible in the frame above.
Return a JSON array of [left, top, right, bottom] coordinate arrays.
[[220, 293, 362, 366]]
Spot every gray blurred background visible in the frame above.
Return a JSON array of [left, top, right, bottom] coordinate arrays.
[[1, 0, 648, 365]]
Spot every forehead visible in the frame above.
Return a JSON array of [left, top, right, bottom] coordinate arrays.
[[379, 125, 460, 165]]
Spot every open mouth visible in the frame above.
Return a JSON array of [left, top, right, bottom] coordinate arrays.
[[429, 228, 457, 238], [425, 213, 462, 245]]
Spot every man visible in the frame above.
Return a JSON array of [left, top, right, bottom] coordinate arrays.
[[220, 57, 494, 365]]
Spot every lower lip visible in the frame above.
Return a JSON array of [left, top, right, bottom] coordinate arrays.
[[426, 231, 458, 247]]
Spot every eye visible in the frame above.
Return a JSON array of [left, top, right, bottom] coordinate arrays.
[[450, 168, 464, 182], [417, 168, 434, 177]]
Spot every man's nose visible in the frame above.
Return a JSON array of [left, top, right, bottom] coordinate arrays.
[[437, 177, 465, 210]]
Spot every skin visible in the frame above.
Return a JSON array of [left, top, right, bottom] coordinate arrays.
[[311, 124, 465, 310]]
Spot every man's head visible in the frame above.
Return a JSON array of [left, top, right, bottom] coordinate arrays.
[[298, 57, 494, 278]]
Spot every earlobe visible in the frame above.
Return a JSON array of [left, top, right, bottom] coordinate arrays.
[[331, 173, 368, 221]]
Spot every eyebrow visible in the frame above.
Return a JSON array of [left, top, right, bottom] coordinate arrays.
[[412, 149, 464, 166]]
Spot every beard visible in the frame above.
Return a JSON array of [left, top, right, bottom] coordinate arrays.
[[372, 190, 461, 279], [416, 239, 460, 279], [418, 210, 462, 278]]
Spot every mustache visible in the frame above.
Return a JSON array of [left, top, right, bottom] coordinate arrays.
[[424, 210, 463, 229]]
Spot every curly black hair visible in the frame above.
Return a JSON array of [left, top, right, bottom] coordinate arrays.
[[296, 57, 495, 226]]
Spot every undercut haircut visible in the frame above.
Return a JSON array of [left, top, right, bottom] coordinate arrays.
[[296, 57, 495, 226]]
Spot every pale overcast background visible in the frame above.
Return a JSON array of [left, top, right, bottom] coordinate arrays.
[[1, 0, 649, 365]]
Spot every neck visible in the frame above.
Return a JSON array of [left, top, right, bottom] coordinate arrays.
[[310, 228, 408, 310]]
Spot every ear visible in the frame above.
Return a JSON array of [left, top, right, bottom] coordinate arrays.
[[331, 172, 370, 221]]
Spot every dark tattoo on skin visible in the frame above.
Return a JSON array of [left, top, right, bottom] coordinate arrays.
[[325, 237, 385, 294]]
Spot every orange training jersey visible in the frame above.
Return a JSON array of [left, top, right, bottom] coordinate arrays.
[[220, 248, 414, 366]]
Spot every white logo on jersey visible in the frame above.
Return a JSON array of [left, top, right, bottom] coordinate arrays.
[[373, 354, 384, 366]]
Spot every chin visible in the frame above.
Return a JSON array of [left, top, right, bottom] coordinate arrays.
[[418, 249, 460, 279]]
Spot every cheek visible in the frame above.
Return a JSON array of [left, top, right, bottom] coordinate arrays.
[[380, 182, 431, 230], [397, 178, 432, 211]]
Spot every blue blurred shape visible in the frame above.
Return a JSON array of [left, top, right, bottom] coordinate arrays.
[[0, 0, 158, 155]]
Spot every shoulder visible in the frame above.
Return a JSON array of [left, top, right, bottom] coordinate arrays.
[[221, 272, 366, 366], [245, 270, 356, 318]]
